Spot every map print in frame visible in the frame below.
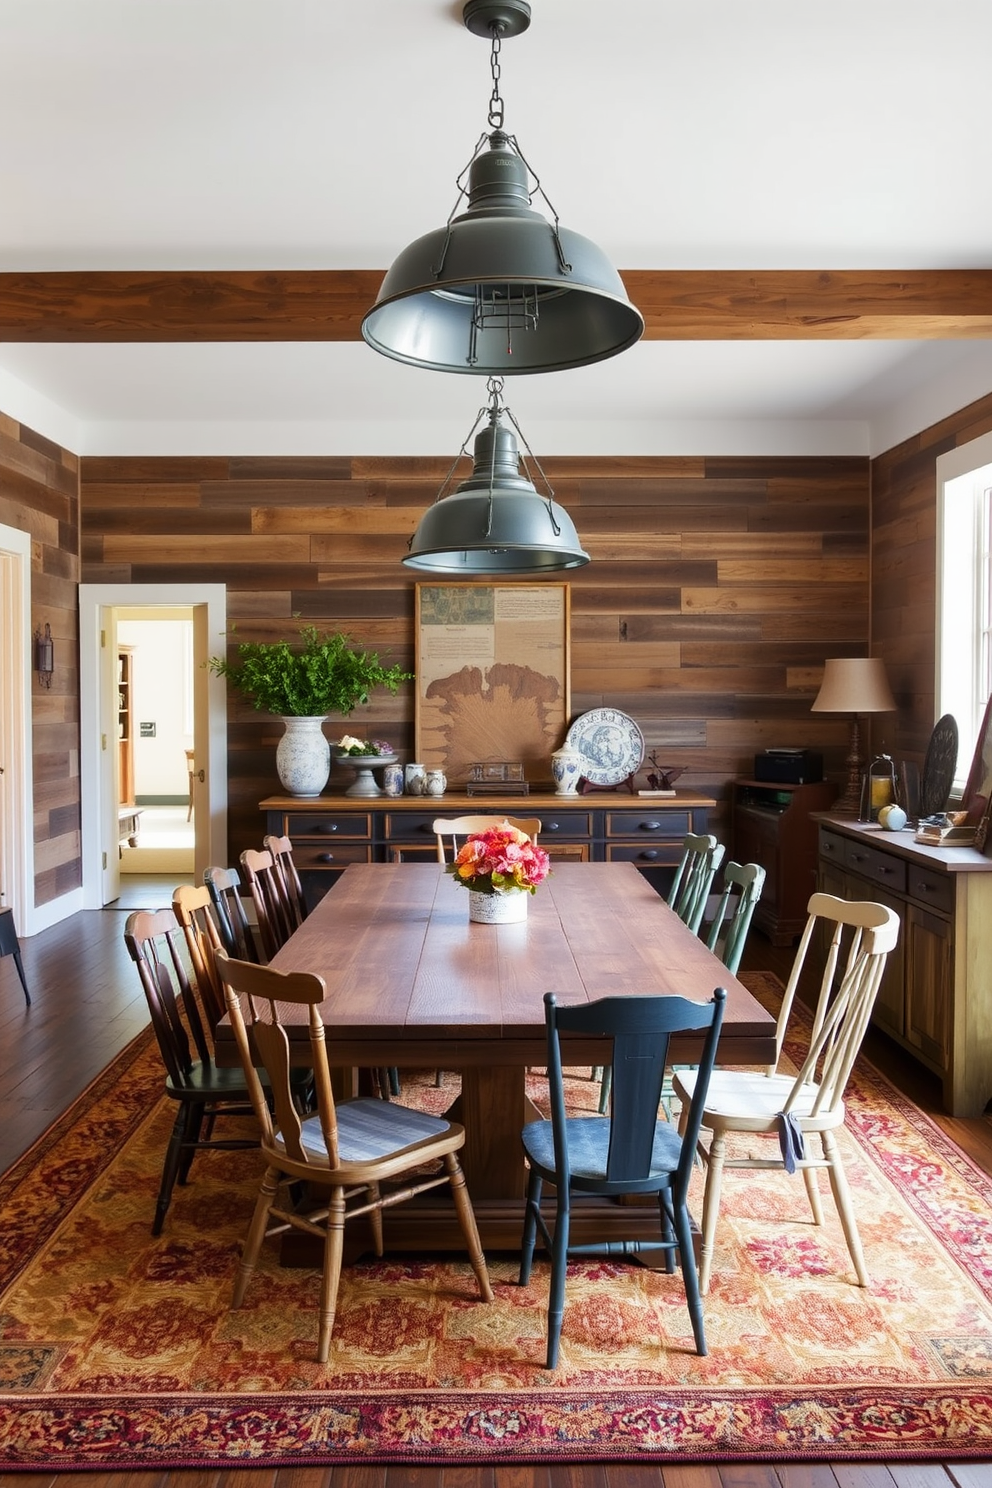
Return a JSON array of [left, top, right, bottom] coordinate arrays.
[[415, 583, 571, 786]]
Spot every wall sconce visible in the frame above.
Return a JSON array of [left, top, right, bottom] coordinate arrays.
[[34, 622, 54, 688]]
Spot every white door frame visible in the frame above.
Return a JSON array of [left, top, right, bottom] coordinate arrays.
[[79, 584, 228, 908], [0, 523, 32, 933]]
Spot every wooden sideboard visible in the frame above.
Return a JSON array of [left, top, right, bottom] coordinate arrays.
[[816, 815, 992, 1117], [732, 778, 838, 946], [260, 791, 716, 900]]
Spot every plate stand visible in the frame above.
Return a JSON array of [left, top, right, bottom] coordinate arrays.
[[580, 773, 637, 795]]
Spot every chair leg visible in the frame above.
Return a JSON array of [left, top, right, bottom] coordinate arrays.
[[11, 947, 30, 1006], [177, 1103, 206, 1184], [445, 1153, 494, 1303], [317, 1188, 346, 1365], [673, 1196, 708, 1356], [545, 1192, 571, 1370], [518, 1168, 543, 1286], [657, 1190, 677, 1274], [597, 1065, 612, 1114], [698, 1130, 727, 1296], [233, 1165, 280, 1308], [802, 1164, 825, 1226], [821, 1128, 870, 1287], [153, 1104, 189, 1235], [368, 1181, 384, 1256]]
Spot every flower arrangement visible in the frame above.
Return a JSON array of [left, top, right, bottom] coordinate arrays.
[[447, 821, 551, 897], [336, 736, 395, 757]]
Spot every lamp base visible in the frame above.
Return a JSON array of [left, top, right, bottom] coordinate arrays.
[[832, 716, 863, 818]]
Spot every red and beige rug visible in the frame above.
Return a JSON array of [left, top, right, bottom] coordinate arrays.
[[3, 973, 992, 1469]]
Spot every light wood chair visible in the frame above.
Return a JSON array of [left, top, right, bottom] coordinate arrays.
[[216, 949, 494, 1364], [204, 865, 263, 964], [124, 908, 260, 1235], [263, 833, 308, 930], [432, 815, 542, 864], [240, 848, 296, 960], [673, 892, 901, 1295]]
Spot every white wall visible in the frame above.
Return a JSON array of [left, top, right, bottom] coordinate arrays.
[[117, 617, 192, 798]]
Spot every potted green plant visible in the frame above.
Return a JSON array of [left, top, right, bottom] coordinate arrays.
[[208, 625, 411, 797]]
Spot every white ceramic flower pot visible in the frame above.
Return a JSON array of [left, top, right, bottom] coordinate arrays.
[[276, 716, 330, 797], [468, 890, 529, 924]]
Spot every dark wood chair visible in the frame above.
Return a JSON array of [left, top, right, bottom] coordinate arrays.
[[262, 832, 309, 930], [240, 847, 296, 959], [0, 907, 30, 1006], [216, 949, 494, 1364], [204, 865, 262, 963], [123, 908, 260, 1235], [171, 883, 228, 1033], [520, 986, 727, 1368]]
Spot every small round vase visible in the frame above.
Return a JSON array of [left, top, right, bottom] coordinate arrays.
[[468, 890, 529, 924], [276, 716, 330, 798]]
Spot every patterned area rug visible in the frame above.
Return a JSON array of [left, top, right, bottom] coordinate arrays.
[[3, 972, 992, 1469]]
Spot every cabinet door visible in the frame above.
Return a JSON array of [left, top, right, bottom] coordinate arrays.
[[858, 881, 906, 1041], [905, 903, 952, 1073]]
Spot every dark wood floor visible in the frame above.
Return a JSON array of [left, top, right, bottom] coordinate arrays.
[[3, 890, 992, 1488]]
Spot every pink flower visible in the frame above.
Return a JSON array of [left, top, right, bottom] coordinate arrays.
[[448, 822, 551, 895]]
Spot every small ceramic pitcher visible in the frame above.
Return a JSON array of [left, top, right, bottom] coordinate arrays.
[[382, 762, 404, 797], [405, 763, 426, 795], [424, 769, 447, 798]]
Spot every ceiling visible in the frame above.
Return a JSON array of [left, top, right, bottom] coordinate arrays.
[[3, 0, 992, 458]]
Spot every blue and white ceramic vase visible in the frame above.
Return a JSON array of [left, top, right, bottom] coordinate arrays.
[[276, 715, 330, 797], [551, 746, 584, 797]]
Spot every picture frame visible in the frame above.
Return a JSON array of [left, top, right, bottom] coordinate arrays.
[[960, 695, 992, 852], [415, 582, 571, 786]]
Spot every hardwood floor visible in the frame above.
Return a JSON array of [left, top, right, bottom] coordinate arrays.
[[2, 896, 992, 1487]]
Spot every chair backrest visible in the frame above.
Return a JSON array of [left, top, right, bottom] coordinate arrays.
[[124, 907, 212, 1087], [780, 901, 900, 1116], [239, 848, 297, 959], [772, 891, 901, 1078], [432, 815, 542, 864], [702, 860, 767, 975], [172, 883, 227, 1032], [203, 864, 262, 963], [667, 833, 726, 933], [262, 833, 308, 930], [217, 949, 334, 1168], [545, 988, 726, 1190]]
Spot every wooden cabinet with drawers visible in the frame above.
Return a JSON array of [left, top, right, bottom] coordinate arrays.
[[732, 779, 837, 946], [816, 815, 992, 1116], [261, 791, 716, 898]]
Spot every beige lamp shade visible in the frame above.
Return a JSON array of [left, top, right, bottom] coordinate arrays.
[[811, 657, 896, 715]]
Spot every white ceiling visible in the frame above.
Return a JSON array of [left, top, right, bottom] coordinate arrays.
[[3, 0, 992, 458]]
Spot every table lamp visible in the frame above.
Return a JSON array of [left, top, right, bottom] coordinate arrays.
[[810, 657, 897, 817]]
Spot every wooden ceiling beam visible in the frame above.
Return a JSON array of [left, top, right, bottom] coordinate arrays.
[[2, 268, 992, 341]]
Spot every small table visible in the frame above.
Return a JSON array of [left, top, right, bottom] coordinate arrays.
[[118, 805, 143, 856], [216, 861, 776, 1254], [0, 908, 30, 1005]]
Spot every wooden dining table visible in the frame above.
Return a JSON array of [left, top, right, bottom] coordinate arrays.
[[215, 860, 777, 1254]]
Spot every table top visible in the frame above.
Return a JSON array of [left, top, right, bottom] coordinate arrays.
[[262, 861, 773, 1047]]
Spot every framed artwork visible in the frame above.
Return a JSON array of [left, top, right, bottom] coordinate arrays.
[[961, 696, 992, 851], [415, 583, 571, 785]]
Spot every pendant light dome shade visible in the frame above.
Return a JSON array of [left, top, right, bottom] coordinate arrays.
[[364, 135, 643, 375], [403, 394, 589, 573]]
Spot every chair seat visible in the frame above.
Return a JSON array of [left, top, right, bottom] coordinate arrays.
[[522, 1115, 683, 1191], [163, 1061, 255, 1102], [673, 1068, 846, 1133], [275, 1096, 457, 1165]]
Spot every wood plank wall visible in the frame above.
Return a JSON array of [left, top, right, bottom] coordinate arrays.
[[872, 387, 992, 774], [80, 453, 869, 865], [0, 414, 81, 907]]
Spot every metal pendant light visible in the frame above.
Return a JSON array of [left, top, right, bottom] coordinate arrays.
[[403, 378, 590, 573], [363, 0, 643, 376]]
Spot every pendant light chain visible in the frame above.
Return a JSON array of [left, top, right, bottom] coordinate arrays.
[[487, 22, 505, 130]]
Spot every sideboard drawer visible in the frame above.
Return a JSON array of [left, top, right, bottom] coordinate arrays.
[[538, 812, 593, 839], [280, 811, 372, 840], [384, 812, 444, 842], [818, 826, 845, 862], [843, 839, 907, 894], [907, 867, 955, 916], [607, 811, 692, 840], [291, 842, 372, 870], [606, 842, 684, 865]]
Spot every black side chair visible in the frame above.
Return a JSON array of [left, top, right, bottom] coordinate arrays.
[[204, 865, 263, 963], [519, 986, 727, 1369]]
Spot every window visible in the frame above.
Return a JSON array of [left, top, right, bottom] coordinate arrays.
[[936, 431, 992, 791]]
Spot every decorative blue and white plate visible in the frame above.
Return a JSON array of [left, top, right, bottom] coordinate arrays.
[[565, 708, 644, 787]]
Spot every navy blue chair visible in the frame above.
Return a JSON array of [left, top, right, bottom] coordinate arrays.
[[519, 986, 727, 1369]]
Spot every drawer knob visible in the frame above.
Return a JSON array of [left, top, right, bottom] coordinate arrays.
[[317, 852, 336, 863], [640, 821, 661, 832], [547, 821, 560, 831], [640, 849, 659, 860], [850, 852, 866, 864], [317, 823, 338, 833]]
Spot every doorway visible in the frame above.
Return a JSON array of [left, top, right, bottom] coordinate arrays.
[[79, 584, 228, 909]]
